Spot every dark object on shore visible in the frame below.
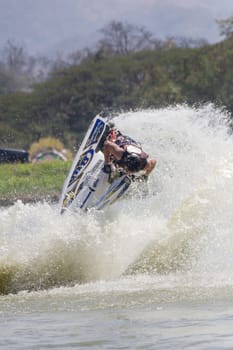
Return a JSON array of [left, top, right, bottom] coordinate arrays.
[[0, 148, 29, 164]]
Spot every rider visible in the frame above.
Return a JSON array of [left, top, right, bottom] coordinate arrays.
[[103, 128, 156, 179]]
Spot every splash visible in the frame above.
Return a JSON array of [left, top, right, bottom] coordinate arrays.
[[0, 104, 233, 294]]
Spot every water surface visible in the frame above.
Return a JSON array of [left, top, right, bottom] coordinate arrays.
[[1, 106, 233, 348]]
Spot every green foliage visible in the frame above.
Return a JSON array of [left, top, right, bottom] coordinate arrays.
[[0, 69, 17, 94], [0, 37, 233, 152]]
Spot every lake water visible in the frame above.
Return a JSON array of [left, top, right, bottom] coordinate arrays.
[[1, 281, 233, 349], [1, 106, 233, 349]]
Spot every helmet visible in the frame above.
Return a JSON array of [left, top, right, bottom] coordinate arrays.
[[125, 153, 147, 172]]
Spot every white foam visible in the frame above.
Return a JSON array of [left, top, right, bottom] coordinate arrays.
[[0, 105, 233, 293]]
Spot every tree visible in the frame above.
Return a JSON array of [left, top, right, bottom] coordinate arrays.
[[170, 36, 208, 48], [0, 68, 17, 94], [98, 20, 154, 56], [2, 40, 29, 74], [68, 48, 94, 65], [217, 16, 233, 39], [0, 40, 54, 90]]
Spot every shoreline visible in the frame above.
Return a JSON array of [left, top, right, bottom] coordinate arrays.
[[0, 193, 59, 207]]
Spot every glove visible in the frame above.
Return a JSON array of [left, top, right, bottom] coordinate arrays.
[[102, 163, 112, 174]]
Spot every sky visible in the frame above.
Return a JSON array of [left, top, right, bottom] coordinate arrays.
[[0, 0, 233, 56]]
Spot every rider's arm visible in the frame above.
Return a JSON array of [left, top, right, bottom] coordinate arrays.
[[144, 158, 156, 176], [103, 140, 124, 164]]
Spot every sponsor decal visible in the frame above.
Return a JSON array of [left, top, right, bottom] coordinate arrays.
[[63, 191, 75, 207], [69, 149, 94, 186], [85, 119, 105, 148]]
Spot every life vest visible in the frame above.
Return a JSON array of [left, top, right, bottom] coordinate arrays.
[[108, 130, 148, 173], [115, 139, 148, 173]]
